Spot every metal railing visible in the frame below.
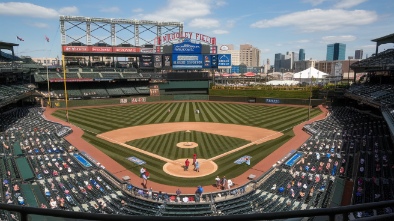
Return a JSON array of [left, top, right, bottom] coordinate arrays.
[[1, 200, 394, 221]]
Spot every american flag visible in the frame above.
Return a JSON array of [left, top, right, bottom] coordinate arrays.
[[45, 35, 50, 42], [16, 36, 24, 41]]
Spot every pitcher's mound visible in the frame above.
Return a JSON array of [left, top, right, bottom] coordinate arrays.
[[163, 159, 217, 178], [176, 142, 198, 148]]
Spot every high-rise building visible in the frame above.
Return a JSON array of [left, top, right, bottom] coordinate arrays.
[[239, 44, 260, 67], [355, 49, 363, 59], [326, 43, 346, 61], [274, 51, 298, 71], [218, 44, 240, 66], [299, 49, 305, 61], [264, 59, 271, 74]]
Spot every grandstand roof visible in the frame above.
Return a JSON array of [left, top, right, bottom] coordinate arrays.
[[0, 41, 19, 50], [371, 33, 394, 45]]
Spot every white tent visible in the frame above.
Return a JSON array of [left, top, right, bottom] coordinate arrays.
[[293, 67, 328, 83]]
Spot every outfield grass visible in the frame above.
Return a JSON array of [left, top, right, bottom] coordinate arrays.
[[127, 131, 250, 160], [52, 102, 321, 187]]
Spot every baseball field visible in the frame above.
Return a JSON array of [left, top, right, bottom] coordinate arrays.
[[51, 101, 321, 187]]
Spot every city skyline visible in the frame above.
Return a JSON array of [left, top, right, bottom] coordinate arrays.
[[0, 0, 393, 64]]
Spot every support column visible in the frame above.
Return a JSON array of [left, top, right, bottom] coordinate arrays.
[[111, 23, 116, 46], [60, 20, 66, 45], [134, 24, 139, 46], [86, 21, 91, 45]]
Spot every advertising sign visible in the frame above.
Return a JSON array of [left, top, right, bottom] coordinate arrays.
[[140, 55, 153, 68], [62, 46, 89, 52], [334, 62, 342, 77], [172, 39, 202, 54], [218, 54, 231, 67], [211, 55, 218, 68], [203, 55, 211, 68], [172, 54, 203, 69], [113, 47, 140, 53], [163, 55, 171, 67], [154, 55, 162, 68]]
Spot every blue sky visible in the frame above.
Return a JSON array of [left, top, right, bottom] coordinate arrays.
[[0, 0, 393, 64]]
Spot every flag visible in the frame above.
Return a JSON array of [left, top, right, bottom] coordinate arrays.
[[16, 36, 24, 41], [45, 35, 50, 42]]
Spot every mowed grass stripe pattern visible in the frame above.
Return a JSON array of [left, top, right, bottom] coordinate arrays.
[[52, 102, 321, 134], [127, 131, 249, 160], [51, 102, 322, 187]]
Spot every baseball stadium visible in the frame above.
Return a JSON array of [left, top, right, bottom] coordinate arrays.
[[0, 15, 393, 221]]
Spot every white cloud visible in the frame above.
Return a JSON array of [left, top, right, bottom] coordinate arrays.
[[295, 39, 310, 43], [99, 6, 120, 13], [334, 0, 368, 9], [0, 2, 77, 18], [276, 43, 282, 47], [212, 29, 229, 34], [132, 8, 143, 13], [189, 18, 219, 28], [360, 44, 375, 49], [29, 22, 49, 28], [58, 6, 78, 15], [321, 35, 357, 43], [142, 0, 212, 21], [250, 9, 377, 32], [302, 0, 328, 6], [215, 0, 227, 6]]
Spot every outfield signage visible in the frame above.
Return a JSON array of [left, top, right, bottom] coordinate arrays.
[[172, 39, 202, 54], [62, 46, 143, 53], [172, 54, 203, 69], [155, 32, 216, 45], [131, 97, 146, 103], [49, 78, 93, 82], [218, 54, 231, 67], [265, 98, 280, 104]]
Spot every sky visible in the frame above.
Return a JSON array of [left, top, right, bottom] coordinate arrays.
[[0, 0, 393, 64]]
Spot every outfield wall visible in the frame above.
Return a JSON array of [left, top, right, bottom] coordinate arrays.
[[48, 95, 323, 108]]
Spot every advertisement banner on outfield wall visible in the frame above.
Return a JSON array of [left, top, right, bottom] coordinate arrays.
[[131, 97, 147, 103], [172, 54, 203, 69]]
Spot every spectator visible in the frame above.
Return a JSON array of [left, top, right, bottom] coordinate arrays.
[[215, 176, 220, 189], [176, 188, 181, 197], [227, 179, 233, 190]]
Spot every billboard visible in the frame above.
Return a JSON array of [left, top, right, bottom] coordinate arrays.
[[62, 46, 141, 53], [163, 55, 172, 67], [203, 55, 211, 68], [172, 54, 203, 69], [172, 39, 202, 54], [140, 55, 153, 68], [211, 55, 218, 68], [218, 54, 231, 67], [154, 55, 162, 68]]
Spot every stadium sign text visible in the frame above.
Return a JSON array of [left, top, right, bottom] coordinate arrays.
[[156, 32, 216, 45]]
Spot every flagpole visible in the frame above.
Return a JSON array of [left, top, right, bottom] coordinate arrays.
[[62, 55, 69, 122], [47, 61, 51, 107]]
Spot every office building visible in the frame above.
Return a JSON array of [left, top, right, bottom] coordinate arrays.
[[240, 44, 260, 67], [355, 49, 363, 59], [326, 43, 346, 61], [218, 44, 240, 66], [294, 59, 316, 73], [299, 49, 305, 61], [274, 51, 298, 71], [264, 59, 271, 74]]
